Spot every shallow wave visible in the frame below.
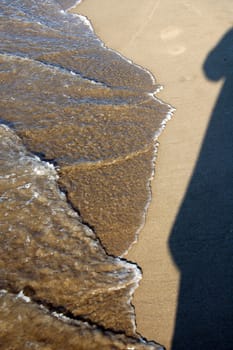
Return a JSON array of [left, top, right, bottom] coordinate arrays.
[[0, 0, 172, 348]]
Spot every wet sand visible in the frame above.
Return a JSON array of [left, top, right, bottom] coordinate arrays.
[[74, 1, 233, 349], [1, 2, 170, 348]]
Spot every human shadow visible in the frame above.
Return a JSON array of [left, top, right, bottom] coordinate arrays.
[[169, 28, 233, 349]]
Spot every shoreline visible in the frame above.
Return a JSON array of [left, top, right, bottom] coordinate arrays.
[[73, 1, 232, 348]]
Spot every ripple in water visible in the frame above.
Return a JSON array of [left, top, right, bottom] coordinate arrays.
[[0, 0, 172, 348]]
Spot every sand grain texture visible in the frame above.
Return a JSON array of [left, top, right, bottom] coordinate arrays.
[[0, 291, 160, 350], [75, 1, 233, 349]]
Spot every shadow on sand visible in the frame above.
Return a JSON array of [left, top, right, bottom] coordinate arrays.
[[169, 28, 233, 349]]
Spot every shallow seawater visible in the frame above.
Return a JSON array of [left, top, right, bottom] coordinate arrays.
[[0, 0, 171, 348]]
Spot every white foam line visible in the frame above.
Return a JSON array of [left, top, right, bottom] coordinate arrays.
[[0, 52, 105, 87], [16, 290, 31, 303], [69, 12, 95, 33], [125, 266, 142, 335], [65, 3, 157, 88], [57, 5, 172, 346], [65, 0, 83, 12], [104, 45, 157, 86], [64, 2, 96, 34], [121, 93, 175, 257], [52, 311, 74, 323]]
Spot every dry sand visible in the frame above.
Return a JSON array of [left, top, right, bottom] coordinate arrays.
[[73, 1, 232, 349]]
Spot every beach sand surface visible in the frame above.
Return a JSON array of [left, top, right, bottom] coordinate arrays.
[[74, 1, 233, 349]]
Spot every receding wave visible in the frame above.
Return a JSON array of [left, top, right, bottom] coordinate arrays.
[[0, 0, 172, 348]]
